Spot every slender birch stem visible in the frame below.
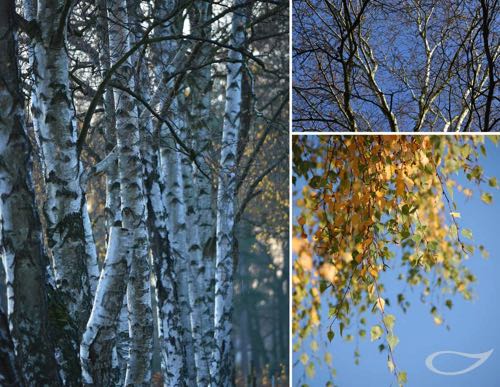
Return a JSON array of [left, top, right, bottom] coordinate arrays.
[[211, 1, 247, 385]]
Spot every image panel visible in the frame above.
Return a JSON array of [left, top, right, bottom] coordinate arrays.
[[292, 134, 500, 386], [292, 1, 499, 132], [0, 0, 289, 385]]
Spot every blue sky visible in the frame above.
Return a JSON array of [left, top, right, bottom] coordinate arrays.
[[293, 137, 500, 387]]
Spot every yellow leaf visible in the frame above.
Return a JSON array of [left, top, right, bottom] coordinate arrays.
[[450, 212, 461, 218], [319, 263, 338, 283], [342, 252, 353, 263], [376, 297, 385, 312], [310, 309, 320, 326]]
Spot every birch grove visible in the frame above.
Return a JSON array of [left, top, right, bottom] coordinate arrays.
[[0, 0, 288, 385]]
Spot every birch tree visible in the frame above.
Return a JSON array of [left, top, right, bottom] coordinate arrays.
[[0, 0, 61, 384], [211, 1, 248, 384], [31, 0, 99, 335], [293, 0, 499, 132], [1, 0, 288, 385]]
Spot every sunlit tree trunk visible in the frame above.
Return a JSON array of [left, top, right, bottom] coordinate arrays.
[[0, 2, 61, 384], [32, 0, 99, 337], [211, 1, 247, 385]]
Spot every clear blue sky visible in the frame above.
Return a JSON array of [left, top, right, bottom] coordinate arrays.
[[293, 138, 500, 387]]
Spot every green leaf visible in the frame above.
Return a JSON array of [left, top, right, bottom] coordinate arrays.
[[488, 177, 498, 188], [370, 325, 383, 341], [450, 224, 458, 239], [327, 329, 335, 342], [387, 333, 399, 350], [481, 192, 493, 204], [398, 371, 408, 385], [445, 299, 453, 309], [339, 322, 344, 337], [309, 175, 323, 189], [306, 362, 315, 378], [461, 228, 473, 240], [320, 280, 328, 293], [383, 314, 396, 332]]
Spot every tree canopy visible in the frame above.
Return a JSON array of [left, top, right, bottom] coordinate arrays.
[[292, 135, 499, 385]]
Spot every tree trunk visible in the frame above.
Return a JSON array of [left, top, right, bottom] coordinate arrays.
[[33, 0, 99, 336], [80, 227, 131, 386], [141, 89, 186, 386], [0, 1, 61, 384], [188, 3, 216, 376], [108, 0, 153, 383], [152, 2, 197, 384], [211, 1, 247, 385]]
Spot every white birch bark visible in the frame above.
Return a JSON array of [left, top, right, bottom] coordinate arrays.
[[80, 227, 132, 386], [33, 0, 99, 335], [108, 0, 153, 383], [0, 2, 61, 384], [211, 1, 247, 385], [178, 122, 211, 385], [96, 0, 121, 229], [152, 2, 197, 384], [138, 54, 186, 386], [161, 132, 197, 386], [188, 3, 217, 374], [115, 297, 129, 385]]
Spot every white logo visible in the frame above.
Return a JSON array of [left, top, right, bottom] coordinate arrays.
[[425, 349, 494, 376]]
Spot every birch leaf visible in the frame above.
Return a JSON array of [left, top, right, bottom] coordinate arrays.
[[370, 325, 383, 341]]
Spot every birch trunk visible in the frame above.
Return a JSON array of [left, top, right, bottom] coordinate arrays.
[[0, 2, 61, 384], [161, 133, 197, 386], [178, 122, 211, 385], [188, 3, 216, 376], [96, 0, 121, 230], [211, 1, 247, 384], [80, 227, 131, 386], [108, 0, 153, 383], [33, 0, 99, 335], [139, 62, 186, 385], [153, 2, 197, 384]]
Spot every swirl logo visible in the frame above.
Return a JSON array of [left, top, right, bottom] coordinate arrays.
[[425, 349, 494, 376]]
